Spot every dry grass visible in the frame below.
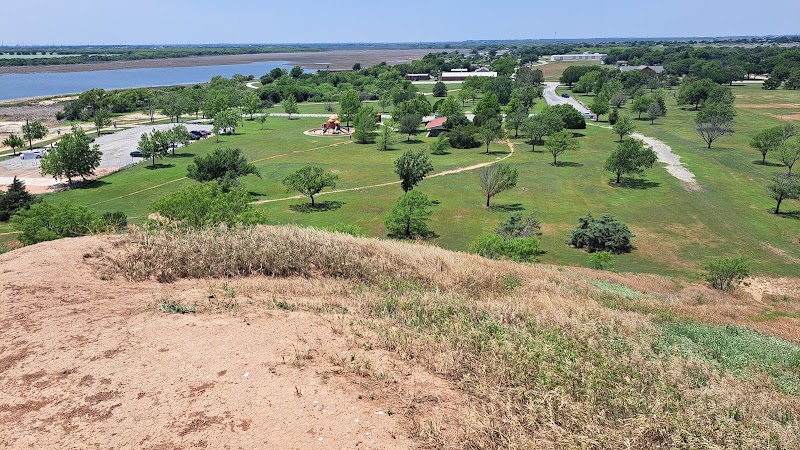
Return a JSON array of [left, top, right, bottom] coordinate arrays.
[[113, 224, 534, 294], [108, 225, 800, 448]]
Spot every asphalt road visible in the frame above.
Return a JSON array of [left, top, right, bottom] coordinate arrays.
[[542, 82, 590, 114]]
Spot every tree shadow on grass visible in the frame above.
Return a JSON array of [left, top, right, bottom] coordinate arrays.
[[777, 210, 800, 220], [553, 161, 583, 167], [289, 200, 344, 213], [401, 138, 424, 144], [75, 180, 110, 189], [752, 160, 784, 167], [571, 132, 586, 138], [387, 230, 439, 240], [170, 152, 195, 158], [145, 163, 175, 170], [490, 203, 525, 212], [608, 177, 661, 189], [484, 151, 511, 156]]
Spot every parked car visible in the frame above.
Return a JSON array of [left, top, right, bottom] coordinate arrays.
[[130, 150, 144, 157], [198, 130, 210, 137], [189, 130, 204, 140], [561, 93, 570, 98], [581, 112, 596, 120]]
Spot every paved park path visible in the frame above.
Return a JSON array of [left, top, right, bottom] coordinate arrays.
[[542, 82, 701, 190]]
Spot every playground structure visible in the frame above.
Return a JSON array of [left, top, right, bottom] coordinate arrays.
[[304, 115, 354, 137]]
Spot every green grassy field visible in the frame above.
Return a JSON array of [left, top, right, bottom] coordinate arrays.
[[564, 83, 799, 275], [20, 81, 800, 278]]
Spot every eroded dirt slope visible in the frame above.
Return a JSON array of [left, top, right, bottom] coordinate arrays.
[[0, 237, 464, 449]]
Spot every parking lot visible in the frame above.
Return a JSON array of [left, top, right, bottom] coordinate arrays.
[[0, 123, 212, 192]]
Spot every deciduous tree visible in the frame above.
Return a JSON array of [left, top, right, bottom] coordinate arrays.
[[2, 133, 24, 156], [479, 163, 518, 207], [475, 119, 503, 154], [384, 190, 433, 239], [695, 102, 735, 149], [282, 166, 338, 207], [776, 137, 800, 174], [545, 130, 580, 165], [187, 147, 261, 190], [352, 106, 377, 144], [604, 137, 658, 184], [766, 173, 800, 214], [339, 89, 361, 127], [396, 114, 422, 141], [40, 126, 101, 184], [22, 119, 48, 150], [394, 150, 433, 192], [612, 115, 635, 142]]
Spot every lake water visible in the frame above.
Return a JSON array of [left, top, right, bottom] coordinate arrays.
[[0, 61, 295, 101]]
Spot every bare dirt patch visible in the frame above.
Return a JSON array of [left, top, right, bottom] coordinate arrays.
[[0, 236, 467, 449], [735, 103, 800, 109], [774, 113, 800, 121]]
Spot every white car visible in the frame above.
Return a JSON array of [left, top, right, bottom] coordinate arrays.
[[581, 112, 596, 120]]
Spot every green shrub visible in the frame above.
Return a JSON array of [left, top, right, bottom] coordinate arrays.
[[495, 213, 542, 238], [568, 213, 634, 254], [384, 190, 433, 239], [469, 234, 542, 262], [323, 223, 364, 237], [101, 211, 128, 231], [157, 299, 196, 314], [704, 256, 750, 290], [551, 104, 586, 129], [151, 182, 262, 228], [0, 177, 37, 222], [12, 201, 101, 244], [588, 251, 614, 270]]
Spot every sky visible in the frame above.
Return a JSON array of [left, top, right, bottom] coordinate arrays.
[[2, 0, 799, 46]]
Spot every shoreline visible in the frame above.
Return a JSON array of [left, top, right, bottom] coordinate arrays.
[[0, 48, 455, 75]]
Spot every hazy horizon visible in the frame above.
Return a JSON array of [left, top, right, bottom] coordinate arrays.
[[2, 0, 799, 46]]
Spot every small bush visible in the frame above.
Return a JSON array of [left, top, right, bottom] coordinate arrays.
[[323, 223, 364, 237], [12, 201, 102, 245], [588, 251, 614, 270], [447, 124, 480, 149], [101, 211, 128, 231], [151, 182, 262, 228], [568, 213, 634, 254], [495, 213, 542, 238], [469, 234, 542, 262], [157, 299, 196, 314], [704, 256, 750, 290]]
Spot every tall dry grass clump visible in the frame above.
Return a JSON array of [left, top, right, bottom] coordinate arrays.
[[115, 224, 529, 293]]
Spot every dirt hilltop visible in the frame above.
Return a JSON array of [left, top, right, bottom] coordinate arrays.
[[1, 230, 799, 448], [0, 236, 463, 449]]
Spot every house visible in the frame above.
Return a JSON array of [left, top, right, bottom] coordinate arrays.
[[425, 117, 448, 137], [439, 69, 498, 82], [619, 65, 665, 75], [550, 52, 607, 62], [404, 73, 431, 81]]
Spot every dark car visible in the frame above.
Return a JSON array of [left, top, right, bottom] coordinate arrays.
[[561, 93, 570, 98], [199, 130, 211, 137], [189, 130, 204, 140], [130, 150, 144, 157]]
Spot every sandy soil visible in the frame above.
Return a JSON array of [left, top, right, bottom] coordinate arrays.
[[0, 49, 458, 75], [0, 236, 466, 448]]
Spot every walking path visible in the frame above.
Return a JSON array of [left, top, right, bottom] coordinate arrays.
[[543, 82, 701, 190]]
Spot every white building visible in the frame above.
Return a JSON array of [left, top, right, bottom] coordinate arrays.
[[440, 68, 498, 82], [550, 52, 607, 62]]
